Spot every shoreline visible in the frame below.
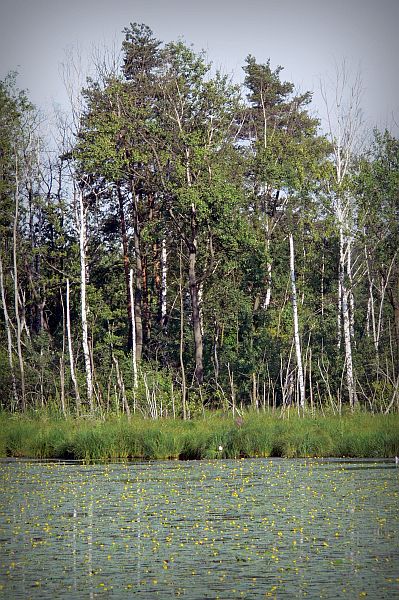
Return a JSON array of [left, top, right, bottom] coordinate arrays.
[[1, 411, 398, 461]]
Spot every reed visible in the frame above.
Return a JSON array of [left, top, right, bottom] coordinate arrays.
[[0, 410, 398, 461]]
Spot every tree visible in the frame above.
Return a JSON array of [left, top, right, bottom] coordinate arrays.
[[242, 56, 327, 307], [77, 24, 164, 365], [356, 129, 399, 411], [240, 56, 329, 407], [1, 26, 397, 416], [289, 233, 305, 409], [155, 41, 243, 386], [321, 64, 363, 410], [0, 73, 41, 410]]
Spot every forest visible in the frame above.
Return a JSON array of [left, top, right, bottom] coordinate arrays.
[[0, 23, 398, 420]]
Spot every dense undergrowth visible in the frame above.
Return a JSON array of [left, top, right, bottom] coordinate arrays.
[[0, 410, 398, 461]]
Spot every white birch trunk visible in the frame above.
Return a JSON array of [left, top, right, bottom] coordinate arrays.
[[337, 230, 343, 348], [161, 238, 167, 325], [59, 287, 67, 417], [342, 283, 357, 409], [0, 254, 18, 409], [179, 246, 187, 420], [77, 189, 94, 412], [289, 234, 305, 409], [66, 278, 81, 414], [347, 239, 355, 340], [321, 250, 325, 317], [339, 230, 357, 409], [366, 295, 372, 338], [321, 64, 362, 409], [263, 261, 272, 309], [13, 155, 25, 410], [365, 243, 377, 349], [263, 236, 272, 309]]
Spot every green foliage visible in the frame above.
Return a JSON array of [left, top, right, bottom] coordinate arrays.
[[1, 30, 397, 418]]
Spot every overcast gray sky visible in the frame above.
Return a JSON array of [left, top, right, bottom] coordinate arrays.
[[0, 0, 398, 133]]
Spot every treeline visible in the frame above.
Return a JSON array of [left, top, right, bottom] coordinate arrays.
[[0, 24, 398, 417]]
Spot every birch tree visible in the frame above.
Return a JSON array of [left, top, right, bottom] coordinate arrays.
[[12, 152, 26, 410], [66, 278, 81, 413], [321, 64, 362, 409], [0, 253, 18, 409], [75, 184, 94, 411], [289, 233, 305, 409], [242, 56, 327, 312], [61, 48, 99, 412], [0, 74, 37, 410]]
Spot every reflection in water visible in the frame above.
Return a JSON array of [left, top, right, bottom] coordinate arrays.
[[73, 506, 77, 593], [0, 458, 398, 598]]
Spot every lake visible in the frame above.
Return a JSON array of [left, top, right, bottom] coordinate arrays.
[[0, 458, 398, 598]]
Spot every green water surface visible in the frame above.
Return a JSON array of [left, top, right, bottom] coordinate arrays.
[[0, 458, 398, 598]]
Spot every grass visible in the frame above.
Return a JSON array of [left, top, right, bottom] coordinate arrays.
[[0, 410, 398, 461]]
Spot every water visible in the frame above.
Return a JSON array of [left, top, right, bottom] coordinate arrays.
[[0, 458, 398, 598]]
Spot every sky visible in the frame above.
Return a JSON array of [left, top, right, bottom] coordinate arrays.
[[0, 0, 398, 134]]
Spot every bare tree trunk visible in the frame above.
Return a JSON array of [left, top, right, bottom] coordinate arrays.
[[347, 239, 355, 340], [77, 189, 94, 412], [289, 234, 305, 410], [321, 63, 362, 409], [13, 156, 26, 411], [132, 192, 143, 363], [179, 244, 187, 420], [0, 253, 18, 409], [117, 185, 132, 324], [161, 238, 167, 328], [129, 269, 138, 392], [383, 256, 399, 370], [112, 352, 130, 419], [66, 278, 81, 414], [337, 259, 343, 348], [252, 372, 259, 411], [389, 293, 399, 374], [342, 285, 357, 409], [340, 228, 357, 409], [321, 246, 325, 318], [142, 253, 150, 346], [59, 288, 67, 417], [189, 203, 204, 385], [264, 260, 272, 309], [365, 243, 377, 348], [213, 320, 220, 384], [227, 363, 236, 417], [198, 281, 204, 337], [262, 236, 273, 310], [185, 148, 203, 386], [384, 374, 399, 414]]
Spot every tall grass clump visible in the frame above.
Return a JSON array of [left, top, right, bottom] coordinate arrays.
[[133, 419, 187, 459], [0, 413, 74, 458], [0, 409, 398, 460], [270, 417, 335, 458], [225, 414, 276, 458], [326, 413, 399, 457], [180, 416, 231, 459]]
